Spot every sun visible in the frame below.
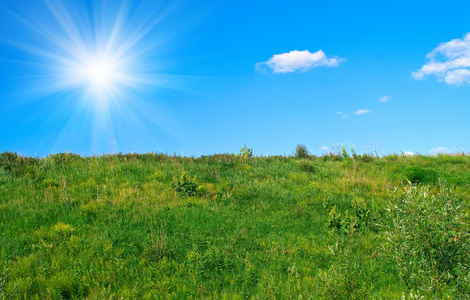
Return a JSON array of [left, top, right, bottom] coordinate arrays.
[[89, 62, 111, 84], [71, 54, 126, 97]]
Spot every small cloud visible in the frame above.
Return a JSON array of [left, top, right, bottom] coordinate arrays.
[[354, 109, 372, 115], [341, 113, 350, 119], [379, 96, 390, 102], [428, 146, 451, 155], [403, 151, 415, 156], [335, 112, 343, 115], [320, 146, 330, 151], [412, 33, 470, 85], [256, 49, 344, 73]]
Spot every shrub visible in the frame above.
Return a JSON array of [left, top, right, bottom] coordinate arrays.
[[325, 197, 375, 233], [295, 144, 309, 158], [171, 172, 197, 196], [383, 182, 470, 297], [239, 145, 253, 157]]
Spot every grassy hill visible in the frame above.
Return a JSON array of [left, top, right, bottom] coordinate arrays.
[[0, 150, 469, 299]]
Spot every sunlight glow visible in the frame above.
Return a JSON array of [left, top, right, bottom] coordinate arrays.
[[89, 62, 112, 84], [77, 55, 123, 93], [3, 0, 175, 103], [1, 0, 188, 154]]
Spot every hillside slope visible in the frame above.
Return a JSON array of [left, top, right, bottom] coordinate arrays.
[[1, 151, 469, 299]]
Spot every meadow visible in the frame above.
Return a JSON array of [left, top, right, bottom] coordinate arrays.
[[0, 148, 469, 299]]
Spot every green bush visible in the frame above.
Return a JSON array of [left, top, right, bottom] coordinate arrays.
[[171, 172, 197, 196], [239, 145, 253, 157], [325, 198, 375, 233], [295, 144, 309, 158], [383, 182, 470, 297]]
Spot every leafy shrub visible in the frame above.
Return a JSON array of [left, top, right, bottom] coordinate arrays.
[[403, 165, 438, 184], [295, 144, 309, 158], [383, 182, 470, 297], [325, 197, 375, 233], [171, 172, 197, 196], [239, 145, 253, 157]]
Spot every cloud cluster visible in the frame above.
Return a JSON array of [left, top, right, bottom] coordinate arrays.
[[412, 33, 470, 85], [256, 50, 343, 73]]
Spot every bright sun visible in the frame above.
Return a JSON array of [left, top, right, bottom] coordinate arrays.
[[75, 56, 124, 95], [89, 62, 111, 84]]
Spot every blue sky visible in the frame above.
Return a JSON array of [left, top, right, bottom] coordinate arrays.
[[0, 0, 469, 157]]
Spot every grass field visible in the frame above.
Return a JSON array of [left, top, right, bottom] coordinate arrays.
[[0, 150, 469, 299]]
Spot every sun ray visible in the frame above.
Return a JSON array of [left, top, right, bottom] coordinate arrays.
[[0, 0, 208, 155]]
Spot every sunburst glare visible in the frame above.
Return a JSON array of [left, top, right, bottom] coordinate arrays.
[[0, 0, 187, 154]]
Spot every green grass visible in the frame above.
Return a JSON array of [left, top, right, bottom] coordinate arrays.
[[0, 151, 469, 299]]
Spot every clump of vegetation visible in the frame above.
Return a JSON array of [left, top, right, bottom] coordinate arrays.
[[171, 172, 198, 196], [341, 146, 350, 159], [295, 144, 309, 158], [239, 144, 253, 157], [325, 197, 375, 233], [383, 182, 470, 297], [0, 151, 40, 177], [299, 159, 316, 173], [403, 165, 438, 184]]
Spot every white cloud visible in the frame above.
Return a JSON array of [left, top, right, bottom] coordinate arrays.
[[320, 146, 330, 151], [256, 50, 343, 73], [379, 96, 389, 102], [403, 151, 415, 156], [354, 109, 372, 115], [412, 33, 470, 85], [444, 69, 470, 85], [428, 147, 451, 155]]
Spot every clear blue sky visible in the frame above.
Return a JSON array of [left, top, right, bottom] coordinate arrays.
[[0, 0, 469, 157]]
